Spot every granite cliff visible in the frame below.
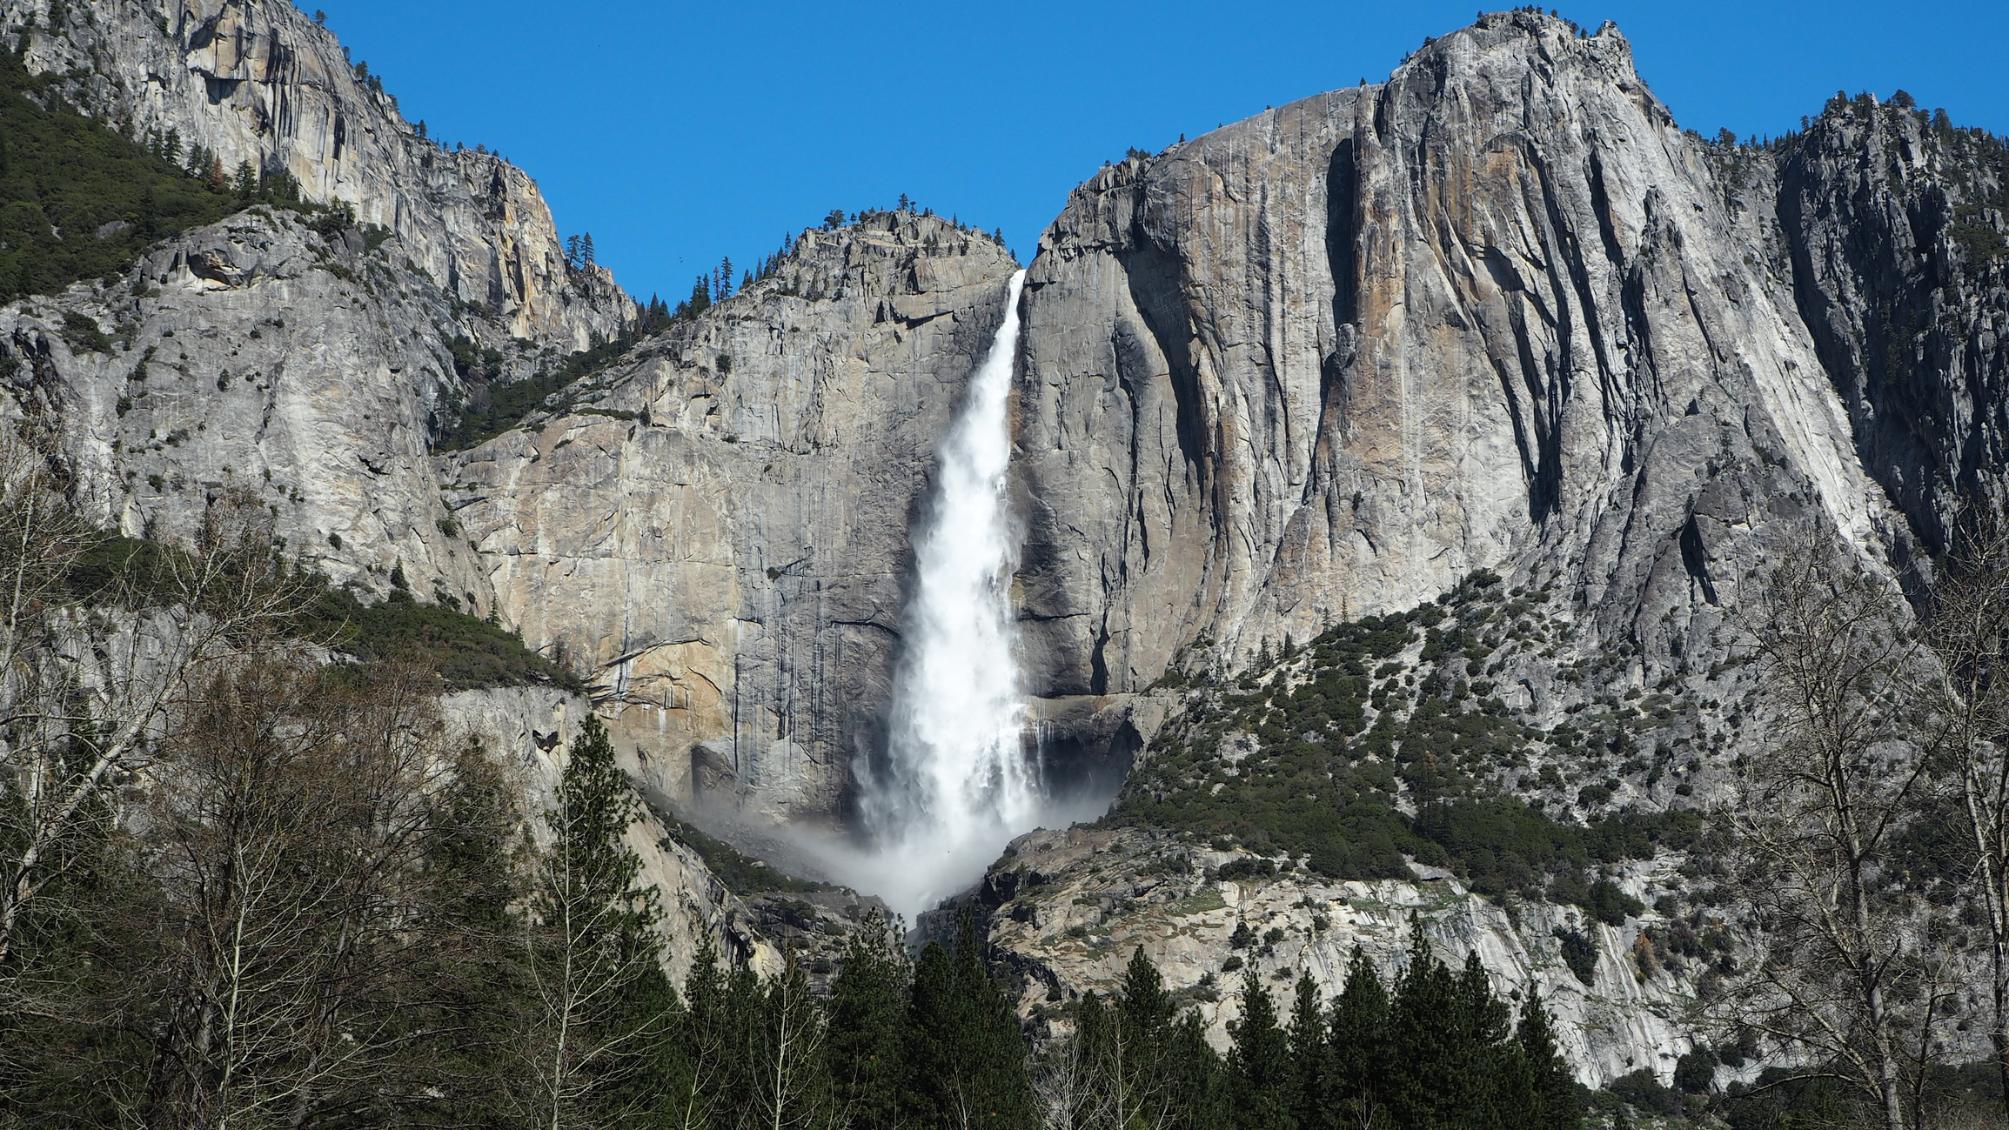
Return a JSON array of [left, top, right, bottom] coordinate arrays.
[[445, 213, 1019, 820], [0, 0, 631, 348], [5, 0, 2008, 1095]]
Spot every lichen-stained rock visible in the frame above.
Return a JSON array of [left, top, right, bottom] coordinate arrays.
[[1013, 11, 1893, 698], [447, 214, 1019, 819], [0, 208, 494, 602], [3, 0, 631, 349]]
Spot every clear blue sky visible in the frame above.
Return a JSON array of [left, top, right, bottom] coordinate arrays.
[[312, 0, 2009, 304]]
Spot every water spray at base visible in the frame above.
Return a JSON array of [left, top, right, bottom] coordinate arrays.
[[849, 268, 1046, 923]]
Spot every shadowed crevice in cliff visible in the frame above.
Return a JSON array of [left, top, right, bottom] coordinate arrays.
[[1772, 104, 2009, 554], [1678, 512, 1720, 605], [1108, 221, 1213, 689], [1326, 138, 1361, 333], [1478, 243, 1565, 525], [1117, 235, 1209, 486]]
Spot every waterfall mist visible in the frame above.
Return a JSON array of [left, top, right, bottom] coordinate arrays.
[[845, 268, 1047, 923]]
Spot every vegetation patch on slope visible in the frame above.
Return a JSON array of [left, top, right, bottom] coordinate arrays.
[[0, 47, 309, 304], [63, 531, 576, 691], [1113, 571, 1706, 914]]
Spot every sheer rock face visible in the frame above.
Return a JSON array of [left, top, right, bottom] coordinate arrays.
[[0, 210, 495, 602], [446, 215, 1020, 819], [1772, 98, 2009, 553], [1013, 12, 1898, 701], [3, 0, 630, 349]]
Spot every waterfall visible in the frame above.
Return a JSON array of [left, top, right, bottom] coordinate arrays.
[[858, 268, 1037, 921]]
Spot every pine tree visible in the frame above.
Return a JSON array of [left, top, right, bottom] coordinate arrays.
[[1516, 986, 1580, 1130], [676, 944, 750, 1130], [905, 921, 1033, 1130], [905, 940, 959, 1124], [400, 738, 542, 1125], [1111, 947, 1178, 1125], [580, 232, 595, 268], [1286, 971, 1328, 1130], [206, 156, 227, 193], [1324, 946, 1390, 1127], [526, 716, 685, 1128], [232, 160, 256, 201], [1386, 914, 1460, 1128], [1118, 946, 1174, 1048], [1068, 991, 1117, 1127], [1227, 969, 1293, 1130], [1447, 951, 1512, 1126], [138, 183, 160, 240], [1167, 1010, 1233, 1129], [565, 234, 582, 271], [826, 924, 908, 1129]]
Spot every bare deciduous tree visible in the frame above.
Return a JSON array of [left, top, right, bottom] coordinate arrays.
[[0, 446, 309, 967], [1030, 1024, 1099, 1130], [138, 656, 469, 1128], [1723, 537, 1943, 1130], [1921, 522, 2009, 1120], [749, 956, 830, 1130]]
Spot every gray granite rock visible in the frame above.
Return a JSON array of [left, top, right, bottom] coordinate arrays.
[[447, 214, 1020, 820], [2, 0, 631, 349], [0, 208, 497, 601], [1012, 12, 1896, 704]]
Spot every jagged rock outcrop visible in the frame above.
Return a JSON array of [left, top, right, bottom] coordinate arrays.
[[1013, 11, 1898, 701], [1, 0, 630, 349], [1772, 95, 2009, 553], [980, 10, 2008, 1089], [446, 214, 1019, 818], [1, 208, 502, 599], [978, 827, 1701, 1087]]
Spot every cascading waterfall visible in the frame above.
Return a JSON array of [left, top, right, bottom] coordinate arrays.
[[857, 268, 1038, 921]]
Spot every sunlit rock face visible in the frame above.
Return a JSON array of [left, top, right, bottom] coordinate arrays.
[[1013, 11, 1905, 700], [446, 215, 1020, 821], [974, 827, 1706, 1087], [0, 209, 498, 602], [4, 0, 630, 349]]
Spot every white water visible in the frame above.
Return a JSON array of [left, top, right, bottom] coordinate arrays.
[[856, 269, 1040, 922]]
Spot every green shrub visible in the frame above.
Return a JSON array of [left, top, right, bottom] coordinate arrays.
[[437, 332, 639, 451], [291, 585, 580, 691], [1674, 1048, 1717, 1094], [1586, 878, 1645, 926], [1555, 925, 1597, 985], [60, 531, 574, 691]]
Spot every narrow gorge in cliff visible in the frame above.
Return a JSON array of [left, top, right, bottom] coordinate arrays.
[[3, 2, 2009, 1128]]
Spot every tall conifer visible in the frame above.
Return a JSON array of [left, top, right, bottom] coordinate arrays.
[[1286, 971, 1328, 1130], [1227, 969, 1293, 1130]]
